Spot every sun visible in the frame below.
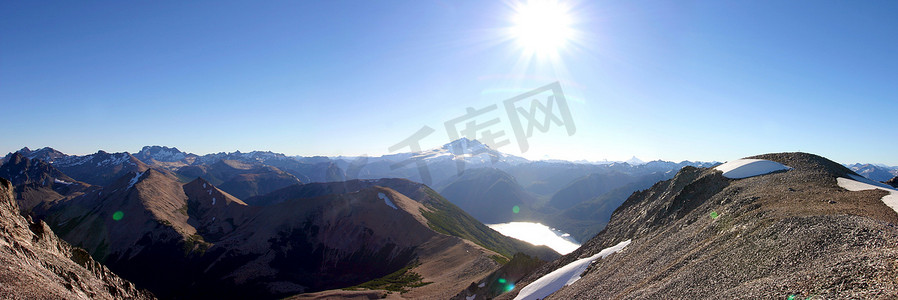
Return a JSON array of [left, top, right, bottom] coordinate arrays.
[[510, 0, 574, 57]]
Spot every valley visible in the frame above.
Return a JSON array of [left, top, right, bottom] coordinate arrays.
[[2, 143, 896, 299]]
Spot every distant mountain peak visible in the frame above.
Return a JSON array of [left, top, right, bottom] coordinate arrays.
[[441, 137, 490, 152], [9, 151, 25, 163], [139, 145, 183, 153], [0, 151, 76, 186], [136, 145, 188, 162], [625, 156, 646, 165], [4, 147, 67, 164], [845, 162, 898, 182]]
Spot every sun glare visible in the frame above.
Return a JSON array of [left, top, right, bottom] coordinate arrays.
[[510, 0, 574, 57]]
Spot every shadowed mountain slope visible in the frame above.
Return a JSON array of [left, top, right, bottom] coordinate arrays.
[[439, 168, 538, 224], [0, 177, 155, 299], [176, 159, 302, 200], [30, 173, 556, 299]]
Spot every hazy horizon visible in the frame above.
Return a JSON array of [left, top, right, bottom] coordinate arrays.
[[3, 142, 895, 167]]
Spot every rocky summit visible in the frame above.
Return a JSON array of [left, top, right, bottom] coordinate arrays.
[[500, 152, 898, 299]]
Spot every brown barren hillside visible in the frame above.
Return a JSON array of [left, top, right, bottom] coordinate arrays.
[[26, 172, 556, 299]]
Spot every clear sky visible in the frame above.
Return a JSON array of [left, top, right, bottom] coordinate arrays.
[[1, 1, 896, 165]]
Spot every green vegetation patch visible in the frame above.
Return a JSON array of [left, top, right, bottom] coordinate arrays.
[[177, 204, 189, 216], [490, 254, 510, 264], [419, 188, 517, 258], [346, 263, 432, 293], [182, 234, 211, 256]]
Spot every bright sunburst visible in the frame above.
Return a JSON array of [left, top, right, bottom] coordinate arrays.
[[510, 0, 574, 57]]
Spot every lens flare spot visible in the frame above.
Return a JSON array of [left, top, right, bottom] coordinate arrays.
[[505, 283, 516, 292], [512, 205, 520, 214], [498, 278, 507, 284], [112, 211, 124, 221], [710, 211, 719, 219]]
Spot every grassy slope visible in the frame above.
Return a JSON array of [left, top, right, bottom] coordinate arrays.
[[419, 187, 558, 260]]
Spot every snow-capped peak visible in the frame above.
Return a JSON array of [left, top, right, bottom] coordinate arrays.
[[625, 156, 646, 166], [4, 147, 68, 164], [385, 138, 529, 167], [52, 151, 133, 168], [441, 137, 491, 153]]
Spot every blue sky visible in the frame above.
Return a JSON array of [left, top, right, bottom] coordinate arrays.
[[1, 1, 896, 165]]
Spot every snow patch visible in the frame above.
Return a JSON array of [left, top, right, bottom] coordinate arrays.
[[55, 155, 91, 167], [96, 154, 129, 167], [53, 178, 72, 185], [212, 217, 216, 221], [478, 282, 485, 288], [208, 189, 212, 195], [514, 239, 631, 300], [378, 192, 398, 209], [127, 172, 144, 189], [837, 174, 898, 215], [466, 295, 476, 300], [212, 197, 216, 205], [203, 183, 207, 189], [846, 174, 896, 190], [714, 159, 790, 179]]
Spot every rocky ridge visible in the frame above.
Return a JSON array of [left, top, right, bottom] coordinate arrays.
[[499, 152, 898, 299], [0, 177, 155, 299]]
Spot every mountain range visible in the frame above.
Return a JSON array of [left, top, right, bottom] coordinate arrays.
[[2, 142, 896, 299], [844, 163, 898, 182], [5, 142, 892, 244], [1, 151, 556, 299], [3, 140, 721, 242]]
